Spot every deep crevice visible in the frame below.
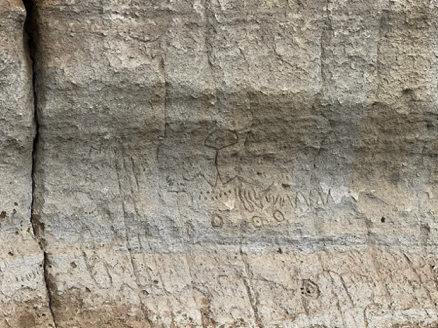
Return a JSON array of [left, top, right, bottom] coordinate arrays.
[[23, 1, 57, 327], [22, 0, 38, 208], [43, 252, 58, 327], [22, 0, 39, 220]]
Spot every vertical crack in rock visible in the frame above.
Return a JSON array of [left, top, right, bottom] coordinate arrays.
[[42, 252, 58, 328], [22, 0, 58, 327]]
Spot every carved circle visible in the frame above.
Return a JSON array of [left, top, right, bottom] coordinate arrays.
[[300, 279, 320, 299], [211, 215, 223, 228], [252, 216, 263, 228], [273, 210, 285, 222]]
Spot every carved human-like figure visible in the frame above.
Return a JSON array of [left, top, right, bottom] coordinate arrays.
[[204, 129, 239, 186]]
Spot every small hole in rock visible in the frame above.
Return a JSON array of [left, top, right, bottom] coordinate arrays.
[[381, 217, 386, 223]]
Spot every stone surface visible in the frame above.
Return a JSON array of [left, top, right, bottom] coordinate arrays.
[[0, 0, 54, 327], [3, 0, 438, 327]]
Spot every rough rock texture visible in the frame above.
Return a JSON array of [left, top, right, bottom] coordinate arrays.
[[3, 0, 438, 327], [0, 1, 54, 327]]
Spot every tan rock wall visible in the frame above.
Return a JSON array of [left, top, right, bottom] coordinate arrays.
[[2, 0, 438, 327], [0, 0, 54, 326]]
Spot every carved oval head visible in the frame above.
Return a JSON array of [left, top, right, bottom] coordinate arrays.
[[205, 129, 238, 150]]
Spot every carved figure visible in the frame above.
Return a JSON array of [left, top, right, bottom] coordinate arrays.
[[204, 129, 239, 186]]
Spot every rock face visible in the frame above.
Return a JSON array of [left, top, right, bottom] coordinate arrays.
[[0, 0, 54, 327], [2, 0, 438, 327]]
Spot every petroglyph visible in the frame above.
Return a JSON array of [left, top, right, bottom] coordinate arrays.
[[273, 210, 285, 222], [166, 129, 336, 230], [205, 129, 239, 186], [300, 279, 320, 299], [205, 130, 239, 150], [189, 179, 333, 224], [211, 215, 224, 228], [252, 216, 263, 228]]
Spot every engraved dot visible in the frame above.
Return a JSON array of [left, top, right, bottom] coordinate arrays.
[[212, 215, 223, 228], [252, 216, 263, 228], [273, 210, 285, 222], [301, 279, 320, 299]]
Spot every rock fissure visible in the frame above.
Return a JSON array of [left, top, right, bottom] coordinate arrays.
[[22, 1, 58, 327], [43, 252, 58, 328]]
